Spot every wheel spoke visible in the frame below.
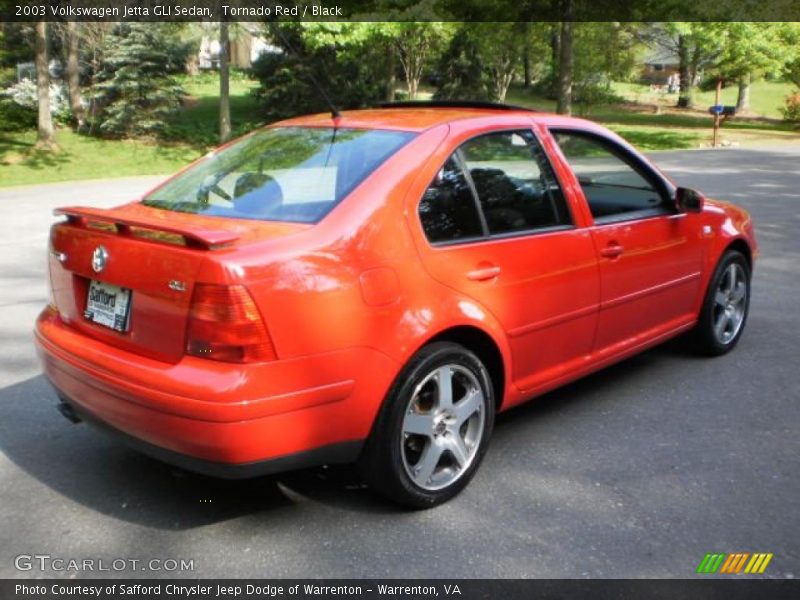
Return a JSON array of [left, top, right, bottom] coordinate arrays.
[[714, 312, 729, 339], [413, 442, 443, 485], [715, 290, 728, 307], [446, 434, 469, 468], [454, 388, 482, 426], [727, 264, 737, 293], [436, 366, 453, 409], [731, 282, 746, 303], [403, 411, 434, 437]]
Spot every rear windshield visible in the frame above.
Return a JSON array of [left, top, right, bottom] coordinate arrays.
[[143, 126, 415, 223]]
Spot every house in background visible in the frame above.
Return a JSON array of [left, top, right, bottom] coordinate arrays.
[[198, 24, 278, 71], [640, 48, 680, 85]]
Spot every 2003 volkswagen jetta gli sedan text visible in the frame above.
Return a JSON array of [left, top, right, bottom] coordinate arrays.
[[35, 102, 757, 507]]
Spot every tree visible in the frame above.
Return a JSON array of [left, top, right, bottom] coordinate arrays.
[[253, 23, 385, 121], [433, 26, 489, 101], [646, 23, 725, 109], [570, 22, 639, 115], [384, 22, 450, 99], [64, 22, 84, 129], [710, 23, 790, 113], [471, 23, 527, 102], [783, 23, 800, 88], [556, 19, 574, 115], [219, 20, 231, 143], [89, 23, 192, 137], [35, 21, 55, 148]]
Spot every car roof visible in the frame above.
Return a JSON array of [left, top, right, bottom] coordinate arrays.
[[275, 106, 595, 133]]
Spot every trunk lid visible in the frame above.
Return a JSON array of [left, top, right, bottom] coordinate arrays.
[[48, 203, 306, 363]]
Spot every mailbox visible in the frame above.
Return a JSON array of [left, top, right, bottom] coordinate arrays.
[[709, 105, 737, 117]]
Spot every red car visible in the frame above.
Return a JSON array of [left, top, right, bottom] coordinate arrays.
[[35, 103, 756, 507]]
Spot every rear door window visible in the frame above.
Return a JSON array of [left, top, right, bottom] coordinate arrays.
[[459, 131, 571, 235], [418, 129, 572, 245]]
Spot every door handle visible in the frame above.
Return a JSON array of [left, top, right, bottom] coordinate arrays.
[[467, 265, 501, 281], [600, 243, 624, 259]]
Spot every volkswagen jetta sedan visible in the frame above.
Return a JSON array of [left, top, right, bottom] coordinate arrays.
[[35, 102, 756, 507]]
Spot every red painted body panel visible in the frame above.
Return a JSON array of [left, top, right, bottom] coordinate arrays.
[[35, 107, 757, 471]]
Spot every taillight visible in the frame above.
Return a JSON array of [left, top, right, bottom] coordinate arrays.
[[186, 284, 277, 363]]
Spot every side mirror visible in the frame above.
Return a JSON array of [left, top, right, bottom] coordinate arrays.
[[676, 187, 705, 213]]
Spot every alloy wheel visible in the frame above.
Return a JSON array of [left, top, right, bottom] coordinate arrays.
[[400, 364, 486, 491]]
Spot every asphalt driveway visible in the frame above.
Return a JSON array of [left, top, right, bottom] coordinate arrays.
[[0, 147, 797, 578]]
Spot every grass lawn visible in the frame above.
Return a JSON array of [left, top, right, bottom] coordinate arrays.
[[0, 71, 262, 188], [166, 72, 264, 149], [505, 82, 799, 152], [1, 75, 798, 188], [0, 129, 200, 188], [613, 80, 795, 119]]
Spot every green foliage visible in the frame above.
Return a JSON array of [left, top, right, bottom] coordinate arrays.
[[782, 91, 800, 123], [571, 23, 639, 114], [708, 23, 790, 82], [433, 28, 489, 101], [164, 72, 261, 149], [0, 23, 35, 70], [372, 21, 453, 99], [251, 25, 385, 121], [573, 85, 624, 117], [0, 67, 15, 88], [435, 22, 549, 102], [88, 23, 193, 138], [0, 98, 36, 131]]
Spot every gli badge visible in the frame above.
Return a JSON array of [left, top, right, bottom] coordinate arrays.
[[91, 246, 108, 273]]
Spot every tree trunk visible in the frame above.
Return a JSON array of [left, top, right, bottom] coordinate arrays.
[[556, 18, 573, 116], [523, 53, 531, 89], [497, 71, 513, 103], [408, 77, 418, 100], [550, 23, 560, 96], [65, 21, 84, 129], [523, 22, 531, 88], [385, 46, 396, 102], [736, 74, 751, 113], [677, 34, 693, 109], [219, 20, 231, 144], [35, 22, 55, 148]]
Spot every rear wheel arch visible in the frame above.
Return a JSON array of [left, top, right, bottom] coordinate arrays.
[[425, 326, 506, 411]]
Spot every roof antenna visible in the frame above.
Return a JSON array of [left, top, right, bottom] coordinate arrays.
[[267, 22, 341, 120]]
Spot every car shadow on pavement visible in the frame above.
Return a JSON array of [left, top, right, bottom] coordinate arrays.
[[0, 339, 696, 528], [0, 343, 689, 528], [0, 375, 403, 529]]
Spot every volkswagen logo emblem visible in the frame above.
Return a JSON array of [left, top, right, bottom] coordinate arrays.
[[91, 246, 108, 273]]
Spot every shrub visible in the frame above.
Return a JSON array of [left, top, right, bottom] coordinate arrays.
[[0, 79, 70, 130], [781, 91, 800, 123], [0, 97, 36, 131], [573, 79, 624, 116]]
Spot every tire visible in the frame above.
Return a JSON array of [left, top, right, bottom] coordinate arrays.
[[360, 342, 495, 508], [691, 249, 751, 356]]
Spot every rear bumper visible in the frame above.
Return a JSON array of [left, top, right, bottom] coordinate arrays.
[[55, 394, 362, 479], [35, 308, 398, 472]]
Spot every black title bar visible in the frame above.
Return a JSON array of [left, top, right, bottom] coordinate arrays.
[[2, 0, 800, 22], [3, 579, 800, 600]]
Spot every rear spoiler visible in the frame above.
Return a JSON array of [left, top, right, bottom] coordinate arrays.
[[54, 206, 239, 250]]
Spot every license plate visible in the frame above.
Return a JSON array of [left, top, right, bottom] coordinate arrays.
[[84, 280, 132, 333]]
